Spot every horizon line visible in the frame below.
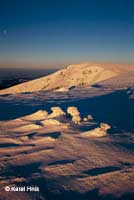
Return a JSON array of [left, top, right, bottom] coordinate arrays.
[[0, 60, 134, 69]]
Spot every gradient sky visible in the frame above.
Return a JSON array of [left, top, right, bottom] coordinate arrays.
[[0, 0, 134, 68]]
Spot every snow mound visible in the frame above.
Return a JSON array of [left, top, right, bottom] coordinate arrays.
[[0, 63, 119, 95], [81, 123, 111, 137]]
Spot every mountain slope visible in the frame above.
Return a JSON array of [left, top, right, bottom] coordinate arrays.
[[0, 63, 127, 95]]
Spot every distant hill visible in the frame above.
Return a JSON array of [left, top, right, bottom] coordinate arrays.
[[0, 62, 134, 95]]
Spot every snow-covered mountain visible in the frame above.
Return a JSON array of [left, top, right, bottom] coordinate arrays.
[[0, 62, 131, 95]]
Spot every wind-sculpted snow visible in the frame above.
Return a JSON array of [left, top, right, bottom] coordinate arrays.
[[0, 104, 134, 200], [67, 106, 81, 124], [0, 66, 134, 200]]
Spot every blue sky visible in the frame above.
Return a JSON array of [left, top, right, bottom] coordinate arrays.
[[0, 0, 134, 68]]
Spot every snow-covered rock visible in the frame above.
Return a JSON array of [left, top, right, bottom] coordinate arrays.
[[72, 115, 81, 125], [67, 106, 80, 116], [83, 115, 93, 121], [81, 123, 111, 137], [48, 107, 66, 118], [67, 106, 81, 124]]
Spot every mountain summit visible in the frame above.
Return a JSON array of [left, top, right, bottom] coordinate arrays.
[[0, 63, 128, 95]]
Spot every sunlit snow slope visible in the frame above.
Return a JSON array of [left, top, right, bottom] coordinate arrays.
[[0, 63, 123, 95]]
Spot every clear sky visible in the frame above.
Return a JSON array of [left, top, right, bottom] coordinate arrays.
[[0, 0, 134, 68]]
